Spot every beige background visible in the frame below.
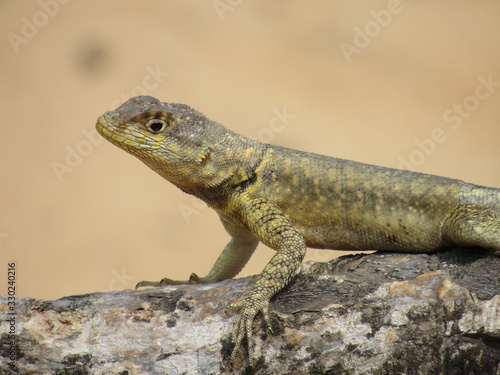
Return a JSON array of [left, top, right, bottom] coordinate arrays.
[[1, 1, 499, 300]]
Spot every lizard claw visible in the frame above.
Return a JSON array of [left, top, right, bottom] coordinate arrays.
[[135, 274, 203, 289], [189, 273, 203, 283], [135, 278, 179, 289], [225, 295, 272, 367], [135, 280, 162, 289]]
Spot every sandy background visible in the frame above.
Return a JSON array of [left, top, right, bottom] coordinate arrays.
[[1, 1, 499, 300]]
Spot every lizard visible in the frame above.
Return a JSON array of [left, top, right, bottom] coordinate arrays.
[[96, 95, 500, 366]]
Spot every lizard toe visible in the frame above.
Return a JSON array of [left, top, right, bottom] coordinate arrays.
[[227, 296, 270, 367], [135, 280, 161, 289]]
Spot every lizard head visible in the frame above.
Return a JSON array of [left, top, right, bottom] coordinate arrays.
[[96, 95, 238, 190]]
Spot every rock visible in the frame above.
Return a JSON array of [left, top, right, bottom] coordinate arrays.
[[1, 248, 499, 374]]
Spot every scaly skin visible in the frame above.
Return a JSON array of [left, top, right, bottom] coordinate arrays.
[[96, 95, 500, 366]]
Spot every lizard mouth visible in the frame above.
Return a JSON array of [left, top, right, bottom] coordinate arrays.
[[95, 115, 111, 138], [96, 114, 145, 149], [96, 113, 167, 165], [95, 115, 117, 140]]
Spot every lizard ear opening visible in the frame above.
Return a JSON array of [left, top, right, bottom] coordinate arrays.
[[199, 147, 212, 166]]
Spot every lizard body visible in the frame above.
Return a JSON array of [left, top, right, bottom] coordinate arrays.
[[96, 95, 500, 366]]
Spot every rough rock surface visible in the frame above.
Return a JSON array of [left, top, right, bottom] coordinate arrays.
[[1, 248, 499, 375]]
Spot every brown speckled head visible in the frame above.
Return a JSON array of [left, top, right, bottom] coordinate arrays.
[[96, 96, 263, 193]]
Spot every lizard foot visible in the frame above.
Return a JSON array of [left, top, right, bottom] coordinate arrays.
[[135, 273, 203, 289], [225, 295, 273, 367]]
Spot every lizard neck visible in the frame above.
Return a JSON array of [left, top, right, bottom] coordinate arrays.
[[151, 123, 266, 202]]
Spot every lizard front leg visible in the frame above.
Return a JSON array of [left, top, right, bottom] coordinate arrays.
[[226, 195, 307, 366], [136, 219, 259, 288]]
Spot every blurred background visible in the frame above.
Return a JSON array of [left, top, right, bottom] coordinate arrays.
[[1, 1, 499, 300]]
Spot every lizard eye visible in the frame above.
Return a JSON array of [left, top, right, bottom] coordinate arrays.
[[146, 118, 171, 133]]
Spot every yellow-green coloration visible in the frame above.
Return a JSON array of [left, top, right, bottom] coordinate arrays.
[[96, 95, 500, 367]]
